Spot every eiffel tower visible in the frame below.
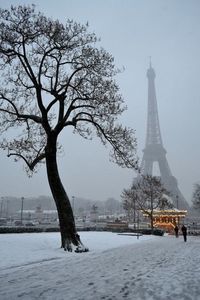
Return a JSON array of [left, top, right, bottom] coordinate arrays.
[[140, 62, 189, 210]]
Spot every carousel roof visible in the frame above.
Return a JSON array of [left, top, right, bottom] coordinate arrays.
[[142, 209, 187, 217]]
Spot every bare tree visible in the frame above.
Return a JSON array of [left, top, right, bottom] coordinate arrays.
[[121, 185, 139, 224], [192, 183, 200, 213], [122, 175, 173, 231], [0, 5, 138, 251]]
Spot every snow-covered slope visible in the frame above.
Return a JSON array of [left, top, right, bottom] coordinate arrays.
[[0, 232, 199, 300]]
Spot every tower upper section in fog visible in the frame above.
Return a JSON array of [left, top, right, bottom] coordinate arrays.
[[141, 63, 189, 210]]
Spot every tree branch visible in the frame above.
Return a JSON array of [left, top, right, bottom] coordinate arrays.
[[0, 94, 42, 123], [7, 152, 46, 171]]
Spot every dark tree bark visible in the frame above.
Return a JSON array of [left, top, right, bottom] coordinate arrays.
[[45, 134, 86, 251]]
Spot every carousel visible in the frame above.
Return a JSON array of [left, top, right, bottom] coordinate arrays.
[[142, 209, 187, 233]]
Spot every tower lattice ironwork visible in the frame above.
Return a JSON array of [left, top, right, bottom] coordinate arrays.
[[140, 63, 189, 210]]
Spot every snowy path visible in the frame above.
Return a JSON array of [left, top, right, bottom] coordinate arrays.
[[0, 234, 200, 300]]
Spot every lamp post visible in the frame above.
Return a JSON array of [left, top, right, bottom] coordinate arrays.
[[176, 195, 179, 226], [21, 197, 24, 225], [133, 198, 136, 229], [0, 198, 3, 218], [137, 210, 140, 229], [176, 195, 179, 209], [72, 196, 75, 213], [6, 200, 9, 220]]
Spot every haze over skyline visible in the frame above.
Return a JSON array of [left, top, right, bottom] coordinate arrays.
[[0, 0, 199, 205]]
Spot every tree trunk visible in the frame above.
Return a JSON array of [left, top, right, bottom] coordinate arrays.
[[150, 211, 154, 233], [45, 135, 88, 252]]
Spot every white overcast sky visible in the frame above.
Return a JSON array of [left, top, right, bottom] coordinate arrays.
[[0, 0, 200, 204]]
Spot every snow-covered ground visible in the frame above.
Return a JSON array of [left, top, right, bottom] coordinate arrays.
[[0, 231, 199, 300]]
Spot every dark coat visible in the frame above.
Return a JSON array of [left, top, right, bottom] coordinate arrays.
[[181, 225, 187, 235]]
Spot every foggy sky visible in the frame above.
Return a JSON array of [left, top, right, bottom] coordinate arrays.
[[0, 0, 200, 204]]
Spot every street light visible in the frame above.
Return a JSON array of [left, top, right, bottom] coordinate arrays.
[[137, 210, 140, 229], [176, 195, 179, 226], [72, 196, 75, 213], [21, 197, 24, 225], [0, 197, 3, 218], [133, 198, 136, 229], [6, 200, 9, 220], [176, 195, 179, 209]]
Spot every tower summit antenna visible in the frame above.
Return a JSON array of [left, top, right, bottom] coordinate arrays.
[[149, 56, 152, 68]]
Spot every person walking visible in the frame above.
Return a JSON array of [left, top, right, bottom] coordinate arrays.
[[181, 224, 187, 242], [174, 225, 179, 238]]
